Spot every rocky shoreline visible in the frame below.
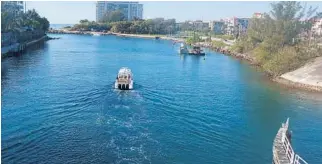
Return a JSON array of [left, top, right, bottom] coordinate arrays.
[[210, 47, 322, 92]]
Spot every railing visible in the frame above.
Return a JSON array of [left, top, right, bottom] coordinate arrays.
[[294, 154, 308, 164], [277, 118, 308, 164], [282, 133, 295, 163], [273, 149, 281, 164]]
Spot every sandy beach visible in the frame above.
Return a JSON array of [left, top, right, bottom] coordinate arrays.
[[48, 29, 184, 42]]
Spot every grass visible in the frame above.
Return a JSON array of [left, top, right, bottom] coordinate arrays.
[[211, 34, 234, 40], [212, 40, 229, 48]]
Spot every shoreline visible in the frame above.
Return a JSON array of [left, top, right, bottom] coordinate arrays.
[[110, 32, 185, 42], [2, 35, 49, 59], [218, 50, 322, 92], [47, 29, 322, 92], [47, 29, 185, 42]]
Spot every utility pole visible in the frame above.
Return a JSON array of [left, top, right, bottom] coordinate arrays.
[[24, 1, 26, 13]]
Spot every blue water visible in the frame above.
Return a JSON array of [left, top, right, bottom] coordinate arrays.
[[50, 24, 74, 30], [2, 34, 322, 164]]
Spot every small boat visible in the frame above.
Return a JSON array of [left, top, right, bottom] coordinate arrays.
[[114, 67, 134, 90], [92, 33, 101, 36], [155, 36, 160, 40], [179, 43, 189, 54], [188, 46, 205, 56]]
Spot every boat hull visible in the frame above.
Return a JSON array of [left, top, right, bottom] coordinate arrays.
[[179, 49, 189, 54], [188, 52, 205, 56], [114, 80, 134, 90]]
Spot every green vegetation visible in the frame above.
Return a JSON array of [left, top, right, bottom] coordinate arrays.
[[100, 10, 126, 23], [71, 18, 176, 35], [71, 20, 111, 31], [63, 26, 72, 29], [178, 22, 210, 33], [212, 40, 228, 48], [212, 34, 234, 40], [1, 9, 49, 33], [185, 34, 202, 45], [233, 2, 322, 76], [71, 10, 176, 34]]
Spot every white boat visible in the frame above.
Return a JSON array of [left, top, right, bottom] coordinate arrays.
[[179, 43, 189, 54], [114, 67, 134, 90], [92, 33, 101, 36]]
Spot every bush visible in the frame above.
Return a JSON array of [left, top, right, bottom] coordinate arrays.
[[251, 43, 271, 64], [231, 2, 322, 76], [212, 40, 228, 48], [185, 35, 202, 45], [213, 34, 234, 40], [262, 46, 299, 76]]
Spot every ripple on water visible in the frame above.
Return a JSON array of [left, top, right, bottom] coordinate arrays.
[[90, 89, 162, 163], [2, 35, 322, 164]]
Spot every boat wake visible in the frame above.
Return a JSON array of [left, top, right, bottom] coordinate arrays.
[[92, 85, 161, 163]]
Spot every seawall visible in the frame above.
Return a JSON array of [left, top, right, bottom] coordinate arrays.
[[1, 35, 48, 59]]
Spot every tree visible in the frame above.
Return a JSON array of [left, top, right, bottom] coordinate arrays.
[[101, 10, 125, 23], [234, 1, 321, 76], [79, 19, 89, 24]]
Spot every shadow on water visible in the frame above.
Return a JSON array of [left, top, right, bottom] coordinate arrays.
[[1, 42, 48, 88]]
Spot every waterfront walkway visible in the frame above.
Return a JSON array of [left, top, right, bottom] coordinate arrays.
[[280, 57, 322, 91], [273, 118, 308, 164], [1, 35, 47, 57]]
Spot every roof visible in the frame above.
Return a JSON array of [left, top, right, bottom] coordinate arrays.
[[118, 67, 132, 75]]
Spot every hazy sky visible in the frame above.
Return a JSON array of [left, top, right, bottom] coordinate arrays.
[[26, 1, 322, 24]]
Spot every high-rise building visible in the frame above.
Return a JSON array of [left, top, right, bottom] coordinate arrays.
[[96, 1, 143, 22]]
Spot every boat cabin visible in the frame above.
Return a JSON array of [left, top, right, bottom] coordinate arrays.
[[117, 67, 132, 82], [115, 67, 134, 90], [192, 46, 203, 53]]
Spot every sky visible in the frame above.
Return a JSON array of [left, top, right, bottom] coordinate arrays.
[[25, 1, 322, 24]]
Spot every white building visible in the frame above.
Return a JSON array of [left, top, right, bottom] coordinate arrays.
[[223, 17, 236, 35], [222, 17, 249, 36], [96, 1, 143, 22], [312, 19, 322, 36]]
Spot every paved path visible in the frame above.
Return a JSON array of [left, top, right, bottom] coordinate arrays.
[[281, 57, 322, 88], [273, 123, 291, 164]]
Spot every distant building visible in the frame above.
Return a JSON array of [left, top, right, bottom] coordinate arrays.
[[223, 17, 249, 36], [96, 1, 143, 22], [236, 18, 249, 34], [1, 1, 24, 13], [209, 21, 225, 34], [223, 17, 236, 35], [253, 12, 264, 19], [189, 20, 209, 31]]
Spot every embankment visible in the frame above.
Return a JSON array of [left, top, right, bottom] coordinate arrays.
[[276, 57, 322, 92], [1, 35, 49, 59], [207, 44, 322, 92]]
